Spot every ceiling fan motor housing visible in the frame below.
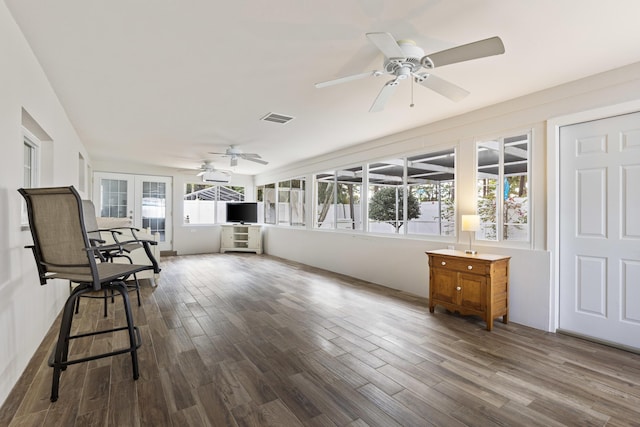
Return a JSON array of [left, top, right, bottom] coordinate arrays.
[[383, 40, 425, 75]]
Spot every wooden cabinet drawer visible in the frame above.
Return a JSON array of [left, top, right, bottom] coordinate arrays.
[[430, 256, 488, 275]]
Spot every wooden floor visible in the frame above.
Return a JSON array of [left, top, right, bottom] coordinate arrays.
[[2, 254, 640, 426]]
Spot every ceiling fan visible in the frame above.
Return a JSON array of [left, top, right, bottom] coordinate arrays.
[[185, 161, 231, 177], [315, 32, 505, 112], [209, 145, 269, 167]]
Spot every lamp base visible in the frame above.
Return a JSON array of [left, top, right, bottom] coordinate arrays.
[[465, 249, 477, 255]]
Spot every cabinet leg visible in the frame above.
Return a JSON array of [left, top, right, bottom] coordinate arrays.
[[486, 318, 493, 331], [502, 314, 508, 324], [429, 305, 435, 314]]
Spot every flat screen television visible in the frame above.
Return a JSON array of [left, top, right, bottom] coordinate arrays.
[[226, 202, 258, 224]]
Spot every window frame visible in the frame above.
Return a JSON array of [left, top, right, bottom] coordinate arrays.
[[22, 128, 40, 225], [475, 131, 531, 244], [277, 177, 306, 227], [314, 166, 364, 231], [365, 147, 457, 238]]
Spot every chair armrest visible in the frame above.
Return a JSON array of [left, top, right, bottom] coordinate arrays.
[[24, 245, 48, 285], [138, 239, 161, 274], [107, 226, 142, 240]]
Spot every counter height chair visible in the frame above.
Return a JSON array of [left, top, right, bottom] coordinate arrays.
[[19, 186, 153, 402], [78, 200, 161, 315]]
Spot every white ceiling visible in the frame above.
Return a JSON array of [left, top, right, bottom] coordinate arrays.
[[6, 0, 640, 175]]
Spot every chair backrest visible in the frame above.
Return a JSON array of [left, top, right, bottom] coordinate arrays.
[[81, 199, 102, 242], [19, 186, 99, 284]]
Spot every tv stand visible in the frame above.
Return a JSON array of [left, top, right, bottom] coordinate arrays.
[[220, 224, 262, 254]]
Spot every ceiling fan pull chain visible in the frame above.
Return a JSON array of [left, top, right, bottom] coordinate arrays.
[[410, 77, 415, 108]]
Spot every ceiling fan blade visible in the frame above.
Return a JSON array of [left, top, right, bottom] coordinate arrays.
[[315, 70, 380, 88], [366, 32, 405, 59], [196, 171, 205, 176], [245, 157, 269, 165], [369, 79, 400, 112], [416, 73, 469, 102], [422, 36, 505, 68], [240, 153, 262, 159], [230, 157, 238, 167]]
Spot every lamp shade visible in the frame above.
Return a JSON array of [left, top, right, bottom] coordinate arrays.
[[461, 214, 480, 232]]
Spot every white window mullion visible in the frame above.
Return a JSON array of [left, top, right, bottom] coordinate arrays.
[[496, 137, 505, 241]]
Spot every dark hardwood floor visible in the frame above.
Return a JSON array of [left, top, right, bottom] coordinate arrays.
[[2, 253, 640, 426]]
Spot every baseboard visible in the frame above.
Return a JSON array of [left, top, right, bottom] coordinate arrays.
[[556, 329, 640, 355]]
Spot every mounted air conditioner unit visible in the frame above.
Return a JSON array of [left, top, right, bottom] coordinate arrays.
[[202, 170, 231, 183]]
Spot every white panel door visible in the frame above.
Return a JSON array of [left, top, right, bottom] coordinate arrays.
[[94, 172, 173, 251], [559, 111, 640, 349]]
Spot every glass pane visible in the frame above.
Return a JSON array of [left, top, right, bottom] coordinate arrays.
[[23, 143, 33, 188], [336, 167, 362, 230], [315, 172, 335, 229], [278, 180, 291, 225], [503, 134, 529, 241], [100, 179, 128, 219], [142, 180, 166, 241], [264, 184, 276, 224], [368, 159, 404, 234], [256, 186, 264, 222], [406, 149, 455, 236], [477, 141, 499, 241], [291, 178, 305, 227]]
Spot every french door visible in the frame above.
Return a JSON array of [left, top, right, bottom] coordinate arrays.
[[559, 111, 640, 349], [93, 172, 173, 251]]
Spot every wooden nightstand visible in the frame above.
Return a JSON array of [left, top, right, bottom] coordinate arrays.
[[426, 249, 510, 331]]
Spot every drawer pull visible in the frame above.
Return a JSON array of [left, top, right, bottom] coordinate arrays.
[[441, 261, 446, 266], [456, 286, 462, 291], [467, 265, 473, 270]]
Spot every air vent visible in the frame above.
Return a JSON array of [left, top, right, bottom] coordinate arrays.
[[260, 112, 295, 124]]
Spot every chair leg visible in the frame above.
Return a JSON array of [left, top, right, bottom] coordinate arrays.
[[133, 273, 141, 307], [103, 289, 109, 317], [120, 254, 141, 307], [51, 284, 87, 402], [112, 281, 140, 380]]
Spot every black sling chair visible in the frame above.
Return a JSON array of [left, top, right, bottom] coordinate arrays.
[[19, 186, 156, 402]]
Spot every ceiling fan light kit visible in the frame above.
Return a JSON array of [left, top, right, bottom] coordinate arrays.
[[315, 32, 505, 112]]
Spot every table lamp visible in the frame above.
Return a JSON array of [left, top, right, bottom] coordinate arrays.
[[461, 214, 480, 255]]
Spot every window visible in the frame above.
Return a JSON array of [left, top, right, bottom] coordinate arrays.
[[278, 180, 291, 226], [315, 172, 335, 229], [22, 130, 40, 224], [183, 184, 244, 224], [100, 179, 128, 218], [78, 153, 86, 192], [315, 167, 362, 230], [277, 178, 306, 226], [368, 158, 405, 234], [264, 183, 276, 224], [367, 149, 456, 236], [476, 133, 530, 241], [406, 149, 456, 236], [142, 181, 167, 239]]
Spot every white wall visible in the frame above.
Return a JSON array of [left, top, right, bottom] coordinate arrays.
[[0, 2, 92, 407]]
